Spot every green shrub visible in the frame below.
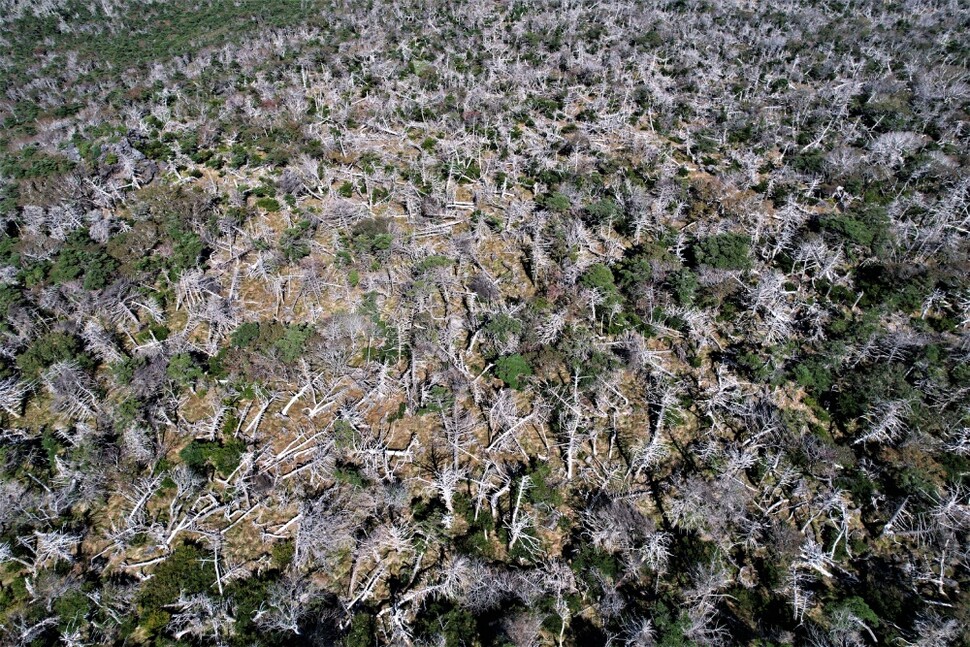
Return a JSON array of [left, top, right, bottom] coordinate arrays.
[[583, 198, 620, 226], [274, 324, 313, 363], [166, 352, 204, 386], [46, 230, 119, 289], [17, 332, 93, 378], [255, 197, 281, 212], [53, 590, 90, 631], [271, 540, 295, 569], [668, 268, 699, 306], [495, 353, 533, 389], [231, 322, 261, 348], [615, 252, 653, 297], [580, 263, 618, 295], [111, 357, 139, 385], [652, 604, 695, 647], [417, 384, 454, 414], [542, 192, 572, 212], [530, 95, 563, 118], [820, 205, 890, 254], [136, 544, 213, 624], [230, 321, 314, 364], [556, 324, 618, 378], [485, 313, 522, 343], [179, 438, 245, 476], [0, 146, 75, 179], [415, 254, 454, 273], [0, 234, 18, 266], [280, 219, 314, 261], [81, 253, 118, 289], [791, 150, 825, 174], [792, 358, 834, 393], [338, 181, 355, 198], [344, 612, 377, 647], [349, 217, 393, 255], [415, 602, 478, 647], [691, 233, 751, 270], [825, 596, 880, 628], [334, 464, 369, 488], [570, 543, 620, 582], [526, 462, 563, 506], [830, 362, 911, 423], [48, 246, 87, 283], [169, 228, 206, 277], [853, 263, 933, 311]]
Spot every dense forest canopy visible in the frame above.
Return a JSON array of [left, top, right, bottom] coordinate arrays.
[[0, 0, 968, 645]]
